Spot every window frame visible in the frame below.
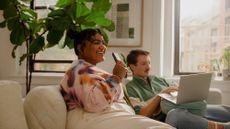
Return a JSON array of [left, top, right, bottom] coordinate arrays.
[[225, 16, 230, 42], [226, 0, 230, 10], [174, 0, 202, 75], [30, 0, 73, 73], [31, 60, 73, 73]]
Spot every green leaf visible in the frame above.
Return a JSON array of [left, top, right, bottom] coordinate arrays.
[[48, 9, 65, 17], [0, 20, 6, 28], [65, 1, 76, 20], [20, 0, 32, 3], [29, 20, 44, 34], [20, 9, 37, 21], [56, 0, 72, 8], [77, 0, 85, 2], [223, 47, 230, 69], [3, 3, 17, 19], [0, 0, 9, 10], [46, 16, 71, 30], [10, 25, 26, 45], [11, 45, 18, 58], [94, 17, 112, 26], [84, 21, 96, 26], [76, 2, 90, 18], [85, 11, 104, 21], [102, 19, 115, 31], [18, 0, 31, 6], [47, 29, 64, 46], [65, 36, 74, 49], [19, 53, 30, 65], [83, 11, 115, 29], [7, 17, 19, 30], [92, 0, 112, 14], [83, 0, 95, 2], [29, 36, 45, 54]]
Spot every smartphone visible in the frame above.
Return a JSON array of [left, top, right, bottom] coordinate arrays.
[[112, 52, 122, 62], [112, 52, 128, 78]]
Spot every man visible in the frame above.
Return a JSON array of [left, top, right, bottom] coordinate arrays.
[[125, 49, 178, 121], [125, 49, 230, 129]]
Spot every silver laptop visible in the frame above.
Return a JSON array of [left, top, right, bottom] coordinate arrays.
[[158, 73, 212, 104]]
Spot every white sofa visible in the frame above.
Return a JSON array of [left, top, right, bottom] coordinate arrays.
[[0, 80, 176, 129], [0, 80, 225, 129]]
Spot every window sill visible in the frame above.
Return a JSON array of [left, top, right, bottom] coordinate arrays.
[[165, 76, 230, 83]]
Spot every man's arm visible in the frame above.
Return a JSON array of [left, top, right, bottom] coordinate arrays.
[[128, 85, 178, 117], [126, 84, 161, 117], [138, 95, 161, 117]]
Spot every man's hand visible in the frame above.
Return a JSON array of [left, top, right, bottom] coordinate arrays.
[[160, 86, 178, 94]]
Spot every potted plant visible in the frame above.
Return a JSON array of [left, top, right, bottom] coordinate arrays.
[[0, 0, 114, 93], [221, 46, 230, 80]]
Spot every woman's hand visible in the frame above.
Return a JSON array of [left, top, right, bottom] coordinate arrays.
[[160, 86, 178, 94], [112, 61, 128, 83]]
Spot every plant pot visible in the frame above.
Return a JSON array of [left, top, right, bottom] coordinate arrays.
[[222, 69, 230, 80]]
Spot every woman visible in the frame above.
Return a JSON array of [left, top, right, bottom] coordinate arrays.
[[60, 28, 127, 112], [59, 29, 174, 129]]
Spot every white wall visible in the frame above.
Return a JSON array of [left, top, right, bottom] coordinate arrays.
[[0, 11, 26, 78], [100, 0, 166, 76]]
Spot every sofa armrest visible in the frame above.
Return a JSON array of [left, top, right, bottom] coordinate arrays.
[[24, 85, 67, 129], [207, 88, 222, 104], [0, 80, 28, 129]]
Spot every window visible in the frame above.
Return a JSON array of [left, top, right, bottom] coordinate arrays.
[[32, 0, 75, 73], [226, 0, 230, 10], [175, 0, 230, 74], [225, 16, 230, 41], [211, 28, 217, 52]]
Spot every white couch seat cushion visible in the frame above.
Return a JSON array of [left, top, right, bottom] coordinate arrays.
[[67, 102, 175, 129]]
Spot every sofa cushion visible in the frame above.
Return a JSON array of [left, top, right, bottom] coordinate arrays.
[[24, 86, 67, 129], [0, 80, 29, 129], [66, 103, 174, 129], [207, 88, 222, 104]]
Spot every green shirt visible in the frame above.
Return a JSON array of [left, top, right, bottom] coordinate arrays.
[[126, 75, 175, 114], [126, 75, 207, 118]]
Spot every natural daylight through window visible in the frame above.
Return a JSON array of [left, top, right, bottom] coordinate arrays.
[[175, 0, 230, 76]]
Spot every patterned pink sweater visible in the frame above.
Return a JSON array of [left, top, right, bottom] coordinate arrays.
[[60, 59, 122, 112]]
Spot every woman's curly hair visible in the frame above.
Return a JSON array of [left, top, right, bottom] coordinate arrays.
[[67, 28, 102, 56]]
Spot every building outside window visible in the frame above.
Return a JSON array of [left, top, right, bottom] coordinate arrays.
[[175, 0, 230, 74]]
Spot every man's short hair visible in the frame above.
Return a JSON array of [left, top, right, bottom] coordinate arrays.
[[127, 49, 149, 66]]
